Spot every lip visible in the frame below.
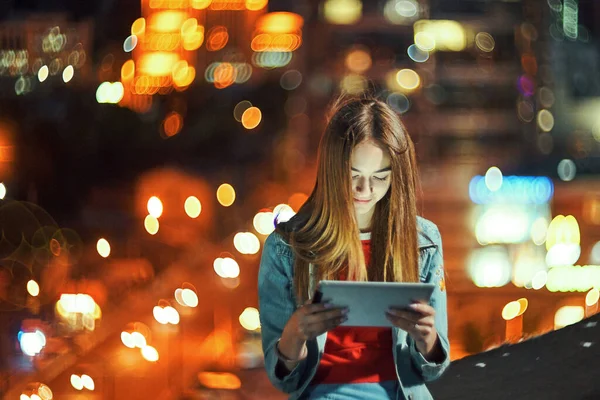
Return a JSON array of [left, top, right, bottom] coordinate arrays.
[[353, 198, 371, 203]]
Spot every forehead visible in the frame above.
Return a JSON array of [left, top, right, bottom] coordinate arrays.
[[350, 140, 391, 171]]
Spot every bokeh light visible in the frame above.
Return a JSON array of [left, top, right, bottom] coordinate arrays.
[[239, 307, 261, 331], [216, 183, 236, 207], [586, 288, 599, 307], [27, 280, 40, 297], [484, 167, 503, 192], [395, 69, 420, 91], [213, 257, 240, 278], [62, 65, 74, 83], [233, 232, 261, 255], [475, 32, 495, 52], [345, 47, 372, 74], [141, 345, 159, 362], [280, 70, 303, 90], [323, 0, 362, 25], [557, 159, 576, 181], [554, 306, 584, 329], [241, 106, 262, 129], [144, 215, 160, 235], [253, 211, 276, 235], [162, 112, 184, 137], [96, 238, 111, 258], [184, 196, 202, 218], [147, 196, 163, 218], [0, 183, 6, 199], [38, 65, 49, 82]]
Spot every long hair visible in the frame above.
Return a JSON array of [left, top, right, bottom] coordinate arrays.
[[277, 94, 420, 303]]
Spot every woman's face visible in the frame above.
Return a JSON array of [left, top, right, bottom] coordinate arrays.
[[350, 140, 392, 230]]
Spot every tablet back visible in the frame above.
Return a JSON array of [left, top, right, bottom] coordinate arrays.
[[318, 280, 435, 327]]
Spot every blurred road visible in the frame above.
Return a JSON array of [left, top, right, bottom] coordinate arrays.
[[41, 247, 284, 399]]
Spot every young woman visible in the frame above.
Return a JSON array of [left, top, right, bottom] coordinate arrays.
[[258, 95, 449, 399]]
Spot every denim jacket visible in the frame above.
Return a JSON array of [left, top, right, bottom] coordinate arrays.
[[258, 216, 450, 400]]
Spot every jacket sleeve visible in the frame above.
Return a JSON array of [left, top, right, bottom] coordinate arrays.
[[258, 232, 308, 393], [408, 225, 451, 382]]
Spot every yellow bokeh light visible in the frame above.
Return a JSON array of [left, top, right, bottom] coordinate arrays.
[[414, 19, 466, 51], [537, 109, 555, 132], [239, 307, 261, 330], [0, 183, 6, 199], [144, 215, 160, 235], [184, 196, 202, 218], [546, 215, 580, 250], [217, 183, 236, 207], [148, 10, 187, 33], [147, 196, 163, 218], [396, 69, 420, 91], [516, 298, 528, 316], [27, 280, 40, 297], [414, 32, 435, 52], [62, 65, 74, 83], [141, 345, 159, 362], [501, 301, 520, 320], [241, 106, 262, 129], [340, 73, 367, 94], [37, 384, 53, 400], [323, 0, 362, 25], [554, 306, 584, 329], [586, 288, 599, 306], [138, 52, 180, 77], [191, 0, 212, 9], [96, 238, 111, 258], [38, 65, 49, 82], [246, 0, 268, 11], [131, 18, 146, 36]]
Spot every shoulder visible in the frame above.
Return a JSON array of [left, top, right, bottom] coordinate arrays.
[[264, 231, 295, 260], [416, 216, 442, 249]]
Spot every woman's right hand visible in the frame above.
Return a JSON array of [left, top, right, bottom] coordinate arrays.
[[278, 301, 348, 363], [289, 301, 348, 341]]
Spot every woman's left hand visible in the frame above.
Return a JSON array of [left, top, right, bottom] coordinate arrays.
[[386, 301, 440, 359]]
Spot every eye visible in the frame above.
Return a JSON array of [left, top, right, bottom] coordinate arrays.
[[352, 175, 359, 180], [373, 175, 389, 182]]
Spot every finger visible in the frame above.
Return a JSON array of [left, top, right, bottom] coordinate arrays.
[[408, 302, 435, 316], [303, 307, 348, 325], [301, 302, 335, 314], [386, 308, 420, 322], [303, 315, 347, 338], [385, 313, 415, 331]]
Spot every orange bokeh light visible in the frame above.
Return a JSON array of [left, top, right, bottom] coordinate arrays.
[[213, 62, 235, 89], [121, 60, 135, 81], [241, 106, 262, 129], [163, 112, 184, 137], [256, 12, 303, 34], [288, 192, 308, 211], [206, 26, 229, 51], [131, 18, 146, 36]]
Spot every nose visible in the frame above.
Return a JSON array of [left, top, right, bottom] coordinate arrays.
[[354, 176, 372, 195]]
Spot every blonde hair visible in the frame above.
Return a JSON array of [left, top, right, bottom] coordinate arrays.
[[277, 94, 420, 303]]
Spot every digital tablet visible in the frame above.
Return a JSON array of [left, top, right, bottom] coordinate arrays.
[[317, 280, 435, 327]]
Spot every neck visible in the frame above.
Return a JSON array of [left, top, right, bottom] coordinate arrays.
[[356, 210, 374, 232]]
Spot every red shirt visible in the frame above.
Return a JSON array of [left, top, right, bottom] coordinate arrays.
[[312, 238, 397, 384]]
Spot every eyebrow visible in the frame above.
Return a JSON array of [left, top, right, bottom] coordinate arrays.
[[351, 166, 392, 173]]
